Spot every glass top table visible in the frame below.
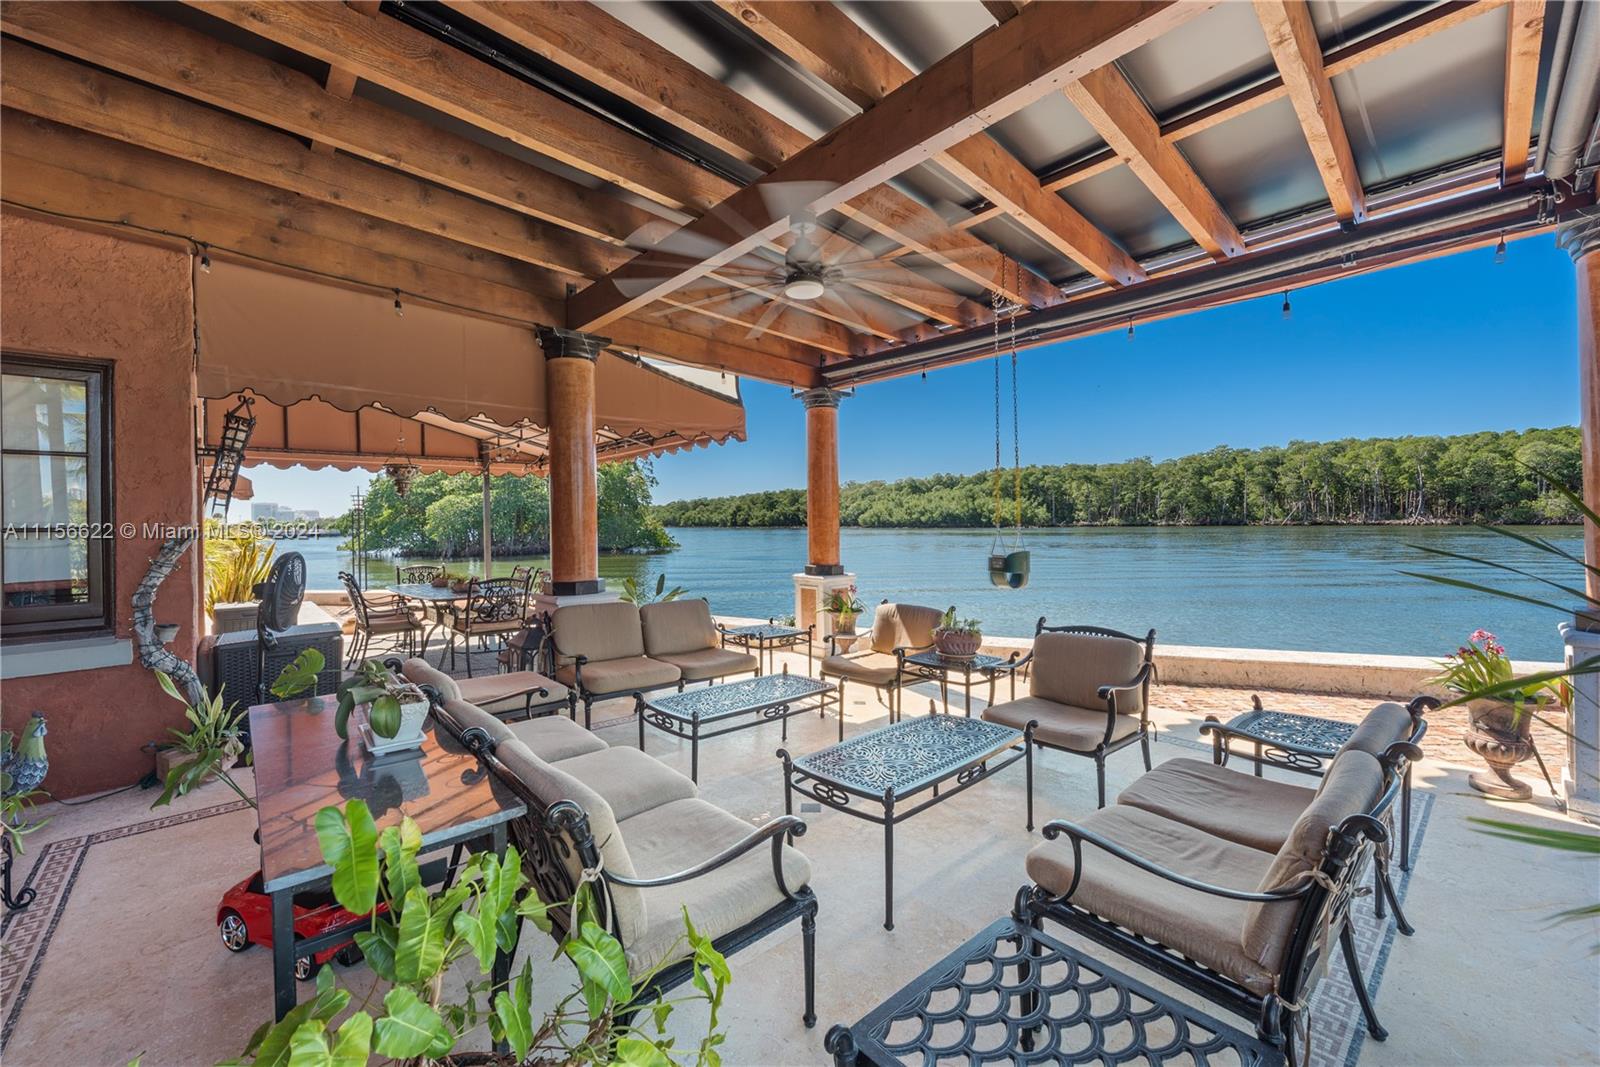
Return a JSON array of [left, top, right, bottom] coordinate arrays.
[[901, 649, 1024, 716], [639, 671, 838, 782]]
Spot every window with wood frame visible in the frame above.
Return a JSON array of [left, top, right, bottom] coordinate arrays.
[[1, 355, 114, 637]]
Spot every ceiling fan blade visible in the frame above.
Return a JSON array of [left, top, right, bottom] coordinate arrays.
[[756, 181, 839, 229], [651, 285, 766, 318], [743, 297, 788, 343]]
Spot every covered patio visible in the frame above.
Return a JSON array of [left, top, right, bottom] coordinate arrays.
[[2, 1, 1598, 1065]]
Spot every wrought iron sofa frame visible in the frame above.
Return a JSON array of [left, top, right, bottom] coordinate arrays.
[[425, 691, 821, 1027], [1004, 619, 1157, 807], [1018, 739, 1423, 1063]]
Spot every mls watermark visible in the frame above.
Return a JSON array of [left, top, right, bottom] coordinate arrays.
[[2, 520, 326, 541]]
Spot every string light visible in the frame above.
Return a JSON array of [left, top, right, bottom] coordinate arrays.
[[1126, 317, 1135, 340], [198, 243, 211, 274], [1494, 232, 1507, 264], [393, 289, 404, 316], [1281, 290, 1292, 320]]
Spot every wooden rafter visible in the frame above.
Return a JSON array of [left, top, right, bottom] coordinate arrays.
[[311, 0, 380, 155], [719, 0, 1146, 287], [1063, 65, 1245, 260], [1501, 0, 1546, 184], [1255, 0, 1366, 224]]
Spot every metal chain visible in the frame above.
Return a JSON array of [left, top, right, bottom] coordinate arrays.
[[1010, 261, 1022, 534], [992, 279, 1003, 533]]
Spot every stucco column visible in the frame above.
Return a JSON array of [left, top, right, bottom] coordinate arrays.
[[800, 387, 846, 575], [537, 326, 607, 596], [1578, 246, 1600, 603]]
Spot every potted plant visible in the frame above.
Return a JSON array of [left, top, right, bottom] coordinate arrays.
[[336, 659, 430, 752], [430, 572, 452, 589], [449, 574, 474, 594], [621, 572, 685, 605], [824, 585, 865, 635], [1429, 629, 1562, 801], [205, 521, 275, 633], [933, 608, 983, 661], [229, 798, 731, 1065]]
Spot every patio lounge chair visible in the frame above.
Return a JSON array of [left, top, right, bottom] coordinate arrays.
[[981, 621, 1155, 808], [424, 688, 819, 1028], [819, 601, 947, 720], [640, 599, 758, 685], [549, 601, 682, 728], [338, 570, 423, 667], [1018, 738, 1423, 1062], [396, 656, 573, 723], [440, 575, 529, 678]]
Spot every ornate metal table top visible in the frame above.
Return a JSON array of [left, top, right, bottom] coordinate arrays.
[[646, 672, 832, 723], [722, 623, 807, 641], [388, 583, 469, 602], [826, 916, 1283, 1066], [1223, 709, 1354, 756], [903, 650, 1016, 673], [793, 715, 1023, 800]]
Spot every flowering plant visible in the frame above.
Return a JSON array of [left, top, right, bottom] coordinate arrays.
[[824, 585, 865, 616], [1429, 630, 1561, 719]]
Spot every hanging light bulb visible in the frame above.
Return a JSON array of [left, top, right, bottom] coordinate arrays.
[[198, 244, 211, 274], [393, 289, 404, 316], [1126, 317, 1135, 340], [1494, 233, 1507, 264], [1281, 290, 1292, 320]]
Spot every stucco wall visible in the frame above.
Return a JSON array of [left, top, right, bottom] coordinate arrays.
[[1, 212, 200, 798]]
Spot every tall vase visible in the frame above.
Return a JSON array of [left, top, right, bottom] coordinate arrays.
[[1463, 698, 1538, 801]]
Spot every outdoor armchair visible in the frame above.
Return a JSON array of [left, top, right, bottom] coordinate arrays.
[[819, 601, 948, 720], [338, 570, 422, 666], [982, 620, 1156, 807], [440, 575, 529, 677], [549, 601, 682, 727], [640, 598, 758, 684]]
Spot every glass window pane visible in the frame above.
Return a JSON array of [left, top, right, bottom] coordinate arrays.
[[3, 534, 89, 606], [2, 373, 88, 453], [2, 454, 88, 524]]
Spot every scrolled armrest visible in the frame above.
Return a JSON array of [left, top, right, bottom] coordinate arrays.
[[1097, 661, 1154, 702], [604, 815, 809, 900], [1039, 819, 1311, 904]]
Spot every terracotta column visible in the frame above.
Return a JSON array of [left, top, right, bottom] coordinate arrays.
[[800, 387, 846, 575], [537, 326, 608, 596]]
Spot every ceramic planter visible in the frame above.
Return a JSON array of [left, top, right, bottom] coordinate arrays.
[[1463, 697, 1541, 801], [933, 628, 982, 660], [361, 690, 430, 755], [832, 611, 858, 635]]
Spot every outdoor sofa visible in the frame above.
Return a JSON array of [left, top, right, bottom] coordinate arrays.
[[640, 599, 758, 684], [982, 620, 1156, 807], [819, 601, 948, 720], [1018, 700, 1430, 1062], [421, 684, 820, 1027], [398, 657, 572, 722]]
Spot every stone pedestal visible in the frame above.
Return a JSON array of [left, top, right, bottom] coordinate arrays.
[[794, 572, 856, 640], [1560, 622, 1600, 824]]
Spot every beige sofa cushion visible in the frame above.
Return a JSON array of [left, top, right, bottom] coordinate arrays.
[[555, 655, 681, 695], [551, 602, 646, 666], [820, 649, 903, 687], [1339, 702, 1416, 759], [1030, 631, 1147, 713], [639, 599, 718, 657], [1242, 750, 1385, 967], [456, 671, 569, 714], [506, 716, 608, 763], [1117, 757, 1313, 853], [401, 657, 461, 702], [557, 747, 698, 821], [651, 647, 758, 682], [866, 602, 944, 654], [617, 798, 812, 975], [1025, 805, 1279, 995], [983, 696, 1141, 752]]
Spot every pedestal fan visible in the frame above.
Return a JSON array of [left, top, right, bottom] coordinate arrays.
[[988, 273, 1030, 589], [253, 551, 307, 704]]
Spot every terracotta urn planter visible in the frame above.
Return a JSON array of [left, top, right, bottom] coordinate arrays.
[[933, 627, 982, 660], [831, 611, 857, 635], [429, 575, 451, 589], [1463, 698, 1541, 801]]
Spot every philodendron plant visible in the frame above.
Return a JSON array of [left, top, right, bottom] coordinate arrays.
[[335, 660, 423, 741], [226, 799, 731, 1066]]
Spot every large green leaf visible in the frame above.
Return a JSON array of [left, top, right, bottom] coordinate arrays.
[[352, 922, 397, 982], [613, 1037, 674, 1066], [334, 691, 356, 741], [329, 1012, 372, 1067], [314, 801, 380, 916], [368, 693, 402, 739], [516, 891, 553, 933], [1470, 818, 1600, 854], [1407, 544, 1594, 604], [1395, 571, 1575, 616], [285, 1020, 331, 1067], [393, 885, 448, 982], [153, 669, 186, 705], [564, 920, 631, 1020], [372, 986, 448, 1061], [378, 817, 423, 904], [270, 648, 326, 700], [493, 961, 536, 1061], [455, 848, 526, 971]]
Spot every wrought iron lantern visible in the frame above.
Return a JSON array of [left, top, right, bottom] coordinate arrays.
[[382, 429, 421, 497]]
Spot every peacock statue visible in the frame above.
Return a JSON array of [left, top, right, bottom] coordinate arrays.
[[1, 713, 49, 803]]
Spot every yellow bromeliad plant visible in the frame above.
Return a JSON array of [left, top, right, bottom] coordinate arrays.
[[203, 518, 275, 617]]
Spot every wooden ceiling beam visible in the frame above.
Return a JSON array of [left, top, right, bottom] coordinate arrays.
[[721, 0, 1145, 287], [311, 0, 381, 155], [1501, 0, 1546, 184], [1063, 64, 1244, 260], [1255, 0, 1367, 224]]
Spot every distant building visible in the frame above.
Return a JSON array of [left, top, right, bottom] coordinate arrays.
[[250, 502, 297, 522], [291, 509, 320, 522]]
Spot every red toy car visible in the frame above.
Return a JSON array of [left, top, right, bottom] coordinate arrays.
[[216, 871, 387, 981]]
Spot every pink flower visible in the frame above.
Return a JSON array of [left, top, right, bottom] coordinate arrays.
[[1469, 628, 1497, 645], [1491, 643, 1506, 656]]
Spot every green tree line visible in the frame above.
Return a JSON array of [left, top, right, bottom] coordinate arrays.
[[335, 462, 674, 557], [654, 427, 1582, 529]]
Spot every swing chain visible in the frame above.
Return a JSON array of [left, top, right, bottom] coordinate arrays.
[[992, 281, 1004, 535], [1009, 264, 1022, 537]]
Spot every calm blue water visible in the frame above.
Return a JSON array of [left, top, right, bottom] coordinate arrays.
[[278, 526, 1583, 660]]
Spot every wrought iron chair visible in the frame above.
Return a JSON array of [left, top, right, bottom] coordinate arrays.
[[981, 620, 1155, 808], [819, 600, 948, 721], [440, 576, 528, 677], [397, 564, 443, 583], [338, 570, 422, 667], [510, 565, 549, 621]]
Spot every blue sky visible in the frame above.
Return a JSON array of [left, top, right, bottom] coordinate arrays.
[[236, 233, 1580, 517]]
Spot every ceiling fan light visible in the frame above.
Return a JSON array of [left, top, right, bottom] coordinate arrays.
[[783, 277, 826, 301]]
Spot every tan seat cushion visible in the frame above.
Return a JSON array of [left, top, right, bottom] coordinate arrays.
[[820, 649, 903, 687], [1339, 702, 1416, 758], [864, 602, 944, 654], [983, 696, 1142, 752], [364, 613, 421, 635], [456, 671, 570, 713], [450, 616, 522, 636], [652, 647, 758, 682], [557, 746, 698, 821], [551, 601, 646, 666], [617, 798, 812, 975], [1117, 758, 1313, 853], [1030, 631, 1147, 714], [1242, 750, 1386, 966], [555, 655, 681, 695], [639, 599, 718, 657], [1026, 805, 1279, 995], [506, 715, 608, 763]]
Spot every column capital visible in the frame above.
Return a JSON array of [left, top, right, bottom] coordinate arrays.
[[1557, 206, 1600, 262], [537, 325, 610, 361], [796, 386, 849, 410]]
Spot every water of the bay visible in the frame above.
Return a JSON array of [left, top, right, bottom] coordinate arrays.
[[279, 524, 1582, 661]]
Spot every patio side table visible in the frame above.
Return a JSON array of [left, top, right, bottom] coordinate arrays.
[[825, 915, 1284, 1066], [717, 620, 814, 677], [638, 670, 837, 782], [781, 711, 1033, 930], [901, 650, 1022, 717], [250, 693, 525, 1022]]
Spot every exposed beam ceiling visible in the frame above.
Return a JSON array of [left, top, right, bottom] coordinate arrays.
[[1501, 0, 1546, 183], [1255, 0, 1367, 224], [311, 0, 380, 155]]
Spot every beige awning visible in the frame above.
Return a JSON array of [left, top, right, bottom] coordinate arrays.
[[193, 260, 743, 470]]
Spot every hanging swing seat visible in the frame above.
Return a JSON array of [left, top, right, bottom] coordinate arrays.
[[989, 550, 1030, 589]]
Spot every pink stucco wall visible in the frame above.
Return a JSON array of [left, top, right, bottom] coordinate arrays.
[[2, 212, 201, 798]]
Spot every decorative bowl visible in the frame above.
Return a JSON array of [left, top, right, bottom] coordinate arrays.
[[933, 627, 981, 660]]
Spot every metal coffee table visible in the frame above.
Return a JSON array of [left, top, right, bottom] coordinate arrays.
[[717, 620, 814, 677], [780, 712, 1034, 930], [902, 649, 1023, 716], [638, 670, 837, 782], [825, 915, 1283, 1066]]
